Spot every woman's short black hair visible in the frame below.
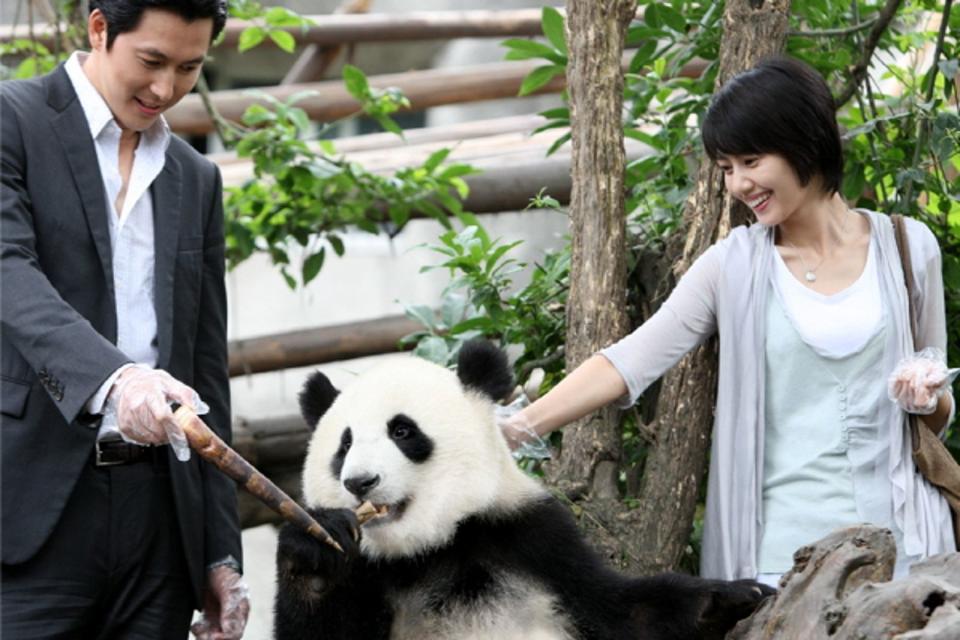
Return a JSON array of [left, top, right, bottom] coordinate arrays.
[[89, 0, 228, 49], [701, 56, 843, 195]]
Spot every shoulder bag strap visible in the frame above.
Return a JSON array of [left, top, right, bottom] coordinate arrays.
[[890, 214, 922, 450]]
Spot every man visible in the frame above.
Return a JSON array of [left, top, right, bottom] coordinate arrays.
[[1, 1, 249, 637]]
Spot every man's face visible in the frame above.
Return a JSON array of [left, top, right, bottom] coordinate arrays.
[[85, 8, 212, 132]]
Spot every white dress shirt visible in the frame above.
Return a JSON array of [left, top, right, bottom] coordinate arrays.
[[65, 52, 170, 440]]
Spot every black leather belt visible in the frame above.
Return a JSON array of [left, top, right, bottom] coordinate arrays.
[[95, 439, 165, 467]]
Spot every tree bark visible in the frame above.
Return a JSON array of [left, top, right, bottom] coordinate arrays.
[[625, 0, 792, 574], [728, 525, 960, 639], [546, 0, 635, 530]]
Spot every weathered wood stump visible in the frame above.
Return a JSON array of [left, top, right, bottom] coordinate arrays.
[[729, 525, 960, 639]]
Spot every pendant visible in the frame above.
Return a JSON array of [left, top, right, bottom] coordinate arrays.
[[805, 271, 817, 282]]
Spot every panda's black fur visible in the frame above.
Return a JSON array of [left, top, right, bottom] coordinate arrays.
[[275, 340, 772, 639]]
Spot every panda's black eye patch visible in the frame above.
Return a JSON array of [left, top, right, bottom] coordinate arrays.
[[387, 414, 433, 463], [329, 427, 352, 479]]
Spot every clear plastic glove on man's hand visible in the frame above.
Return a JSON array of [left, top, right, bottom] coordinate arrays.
[[887, 347, 959, 415], [105, 365, 209, 461], [190, 566, 250, 640]]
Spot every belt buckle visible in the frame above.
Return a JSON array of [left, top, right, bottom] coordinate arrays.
[[95, 441, 126, 467]]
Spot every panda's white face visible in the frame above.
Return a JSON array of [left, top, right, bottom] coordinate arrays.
[[300, 355, 541, 559]]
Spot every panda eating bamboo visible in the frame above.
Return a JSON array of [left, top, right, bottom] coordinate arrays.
[[274, 340, 772, 639]]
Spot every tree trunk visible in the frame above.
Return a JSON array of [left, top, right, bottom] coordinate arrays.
[[547, 1, 635, 512], [625, 0, 792, 575]]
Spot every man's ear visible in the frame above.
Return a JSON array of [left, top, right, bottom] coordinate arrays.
[[88, 9, 108, 52]]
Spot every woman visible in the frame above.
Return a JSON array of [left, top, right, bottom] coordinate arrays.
[[500, 56, 956, 584]]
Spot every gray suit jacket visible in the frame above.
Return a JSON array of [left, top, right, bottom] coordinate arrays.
[[0, 64, 241, 606]]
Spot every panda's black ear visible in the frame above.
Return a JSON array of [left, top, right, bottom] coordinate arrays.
[[299, 371, 340, 431], [456, 340, 513, 402]]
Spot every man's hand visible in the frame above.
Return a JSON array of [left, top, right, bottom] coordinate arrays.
[[190, 566, 250, 640], [105, 366, 208, 461]]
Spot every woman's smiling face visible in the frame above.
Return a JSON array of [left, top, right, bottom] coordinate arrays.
[[715, 152, 823, 226]]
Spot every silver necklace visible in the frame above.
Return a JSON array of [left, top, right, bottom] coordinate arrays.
[[782, 208, 852, 283], [785, 241, 824, 282]]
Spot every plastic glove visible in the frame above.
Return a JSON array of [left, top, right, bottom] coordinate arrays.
[[105, 365, 209, 461], [887, 347, 959, 415], [495, 397, 551, 460], [190, 566, 250, 640]]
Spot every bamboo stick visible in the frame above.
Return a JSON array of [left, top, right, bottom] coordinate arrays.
[[173, 405, 344, 552]]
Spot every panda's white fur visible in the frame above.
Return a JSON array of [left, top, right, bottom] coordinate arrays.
[[300, 355, 543, 560], [274, 341, 772, 640]]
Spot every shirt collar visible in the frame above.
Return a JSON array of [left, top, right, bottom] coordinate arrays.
[[64, 51, 171, 150]]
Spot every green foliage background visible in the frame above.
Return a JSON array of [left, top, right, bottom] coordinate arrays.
[[420, 1, 959, 468]]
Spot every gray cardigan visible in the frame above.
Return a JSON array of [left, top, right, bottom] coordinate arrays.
[[601, 210, 956, 579]]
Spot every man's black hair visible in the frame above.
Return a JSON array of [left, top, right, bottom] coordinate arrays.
[[701, 56, 843, 195], [89, 0, 228, 49]]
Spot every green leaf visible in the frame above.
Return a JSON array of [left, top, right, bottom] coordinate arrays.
[[532, 119, 570, 135], [545, 131, 572, 156], [440, 293, 468, 328], [404, 304, 437, 330], [541, 7, 567, 55], [539, 107, 569, 119], [265, 7, 307, 27], [519, 64, 565, 97], [238, 26, 267, 52], [374, 114, 404, 137], [241, 103, 275, 126], [342, 64, 370, 101], [424, 148, 452, 173], [438, 164, 477, 180], [328, 235, 345, 257], [414, 336, 449, 366], [502, 39, 566, 65], [280, 268, 297, 290], [288, 107, 311, 134], [302, 248, 326, 284], [656, 4, 687, 33], [644, 4, 663, 29], [268, 29, 296, 53]]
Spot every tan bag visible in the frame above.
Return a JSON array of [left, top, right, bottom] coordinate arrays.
[[891, 213, 960, 543]]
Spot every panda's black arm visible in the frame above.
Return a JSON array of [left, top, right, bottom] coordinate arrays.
[[273, 509, 392, 640], [274, 572, 391, 640], [455, 497, 648, 639], [460, 497, 770, 640]]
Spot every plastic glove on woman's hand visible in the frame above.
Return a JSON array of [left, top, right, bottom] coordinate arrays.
[[495, 407, 551, 460], [105, 366, 209, 461], [888, 348, 959, 415], [190, 565, 250, 640]]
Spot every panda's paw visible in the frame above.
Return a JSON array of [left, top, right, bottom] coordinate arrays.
[[696, 578, 775, 636], [276, 508, 361, 601]]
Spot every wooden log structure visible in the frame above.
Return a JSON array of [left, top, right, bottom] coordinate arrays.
[[170, 60, 562, 136], [167, 57, 706, 136], [0, 8, 643, 47], [228, 314, 421, 378], [730, 525, 960, 639]]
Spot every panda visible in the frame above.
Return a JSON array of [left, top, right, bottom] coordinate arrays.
[[274, 340, 772, 639]]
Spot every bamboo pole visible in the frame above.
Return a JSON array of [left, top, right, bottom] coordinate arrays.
[[173, 405, 343, 552]]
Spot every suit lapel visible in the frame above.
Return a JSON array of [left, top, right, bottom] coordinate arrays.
[[47, 66, 115, 301], [152, 154, 182, 370]]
